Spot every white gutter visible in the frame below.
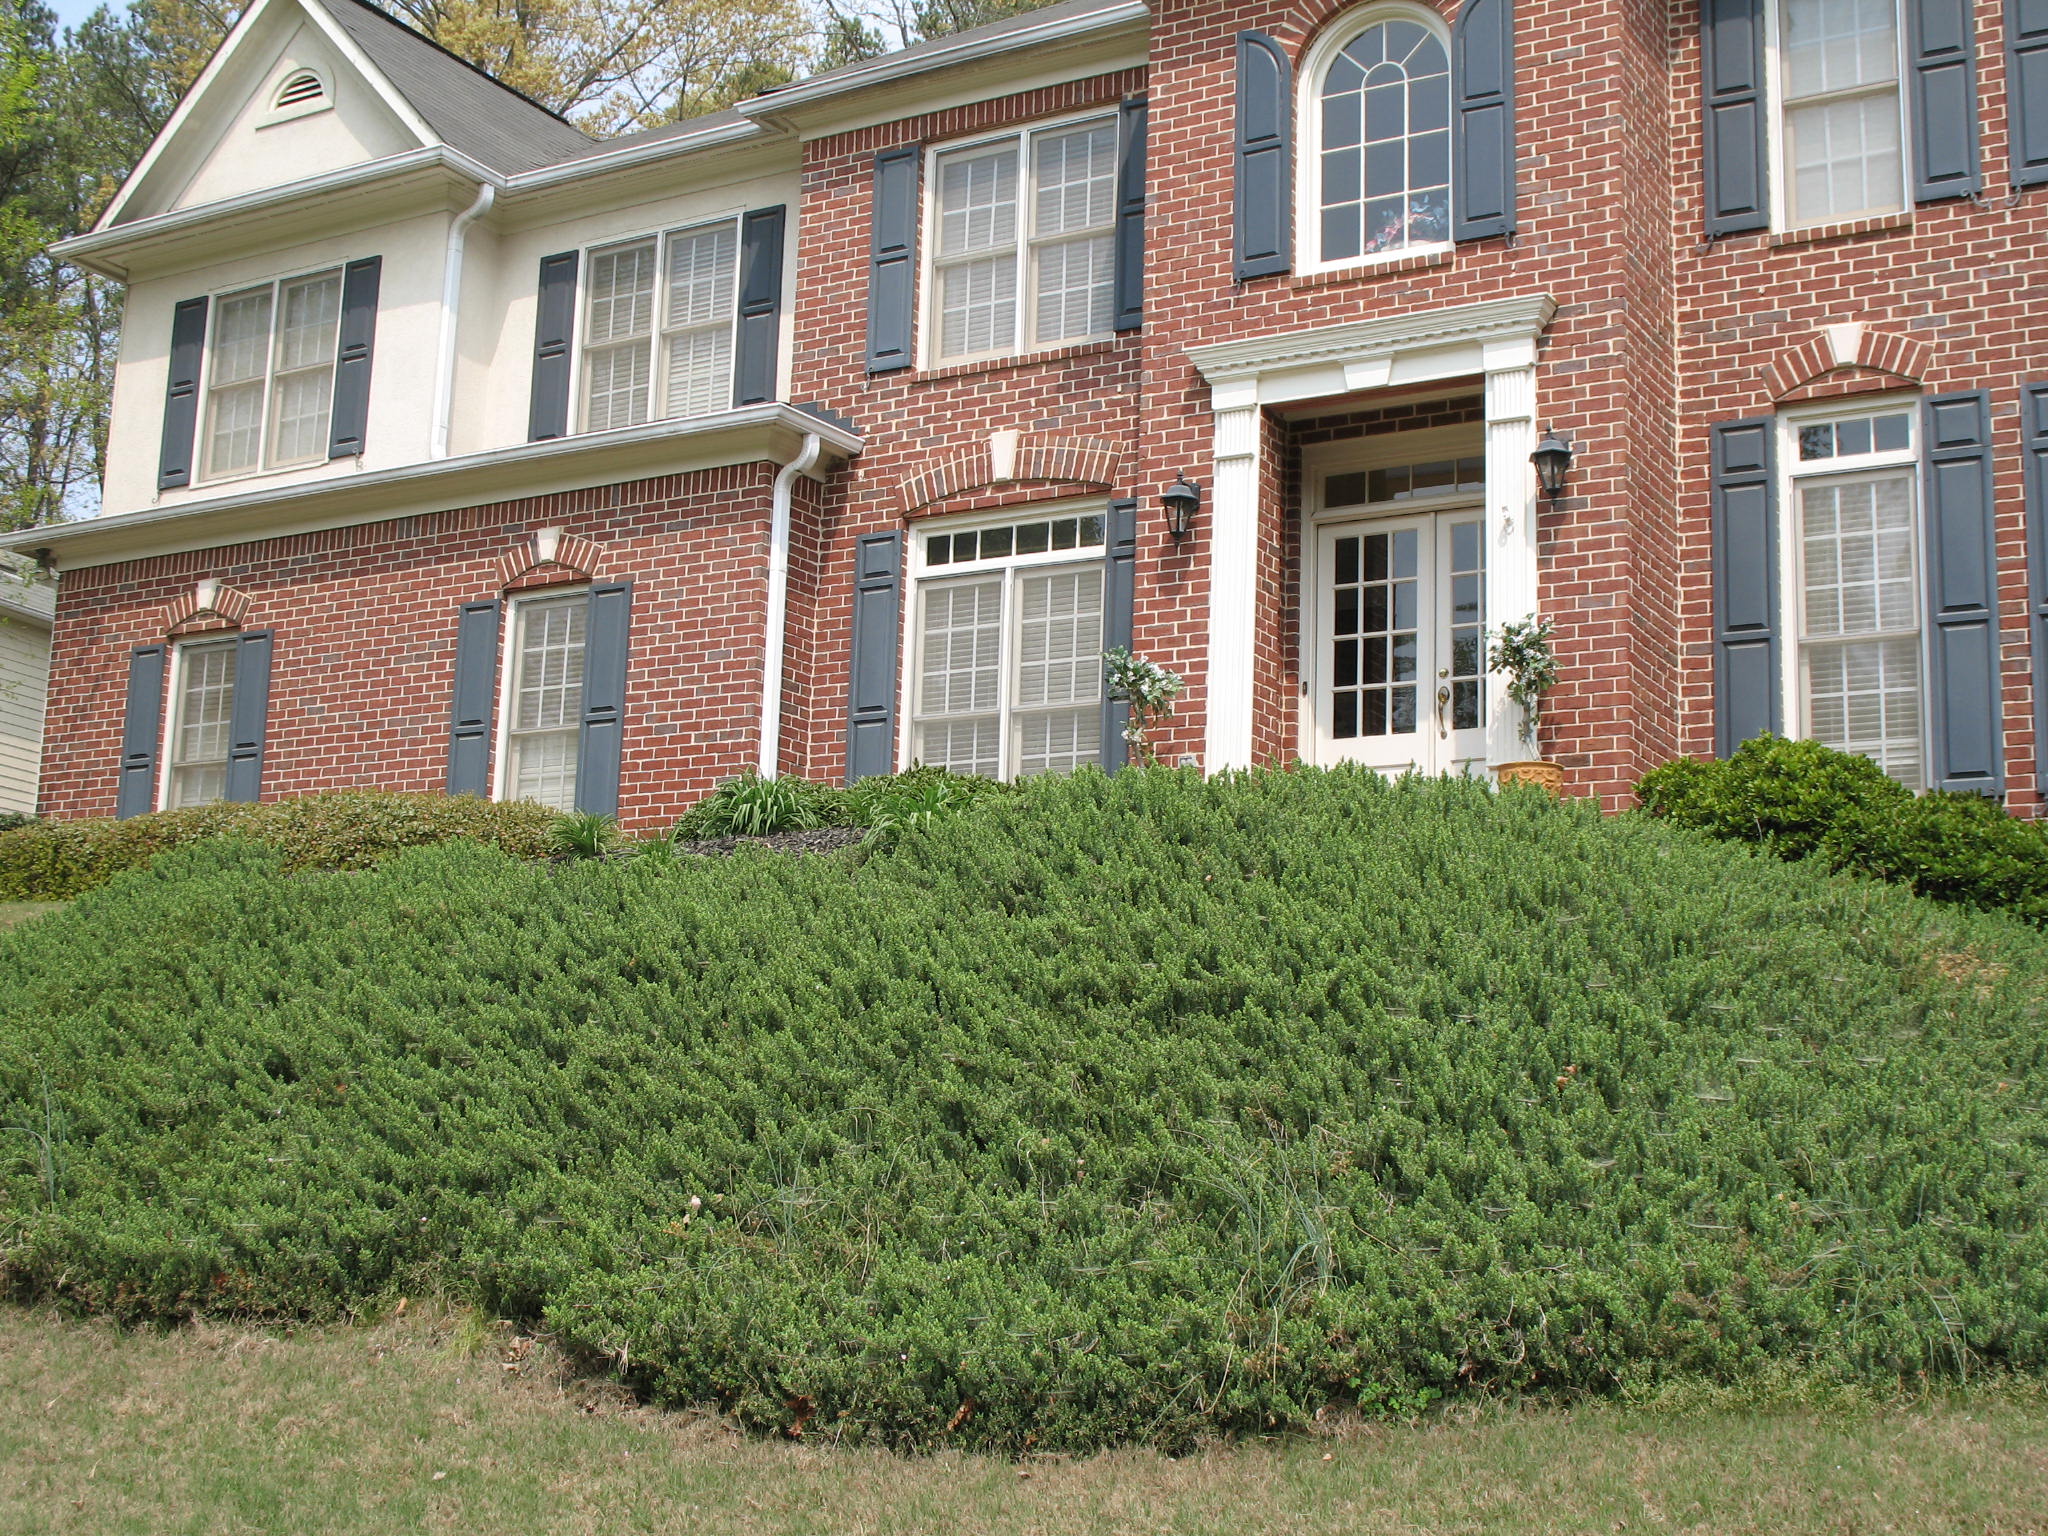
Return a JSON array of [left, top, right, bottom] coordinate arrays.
[[759, 431, 823, 778], [431, 181, 495, 459]]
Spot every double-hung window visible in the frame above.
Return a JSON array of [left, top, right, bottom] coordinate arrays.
[[910, 510, 1107, 777], [1785, 402, 1923, 787], [1306, 9, 1453, 267], [927, 115, 1117, 366], [499, 591, 588, 811], [580, 219, 740, 433], [1772, 0, 1906, 226], [203, 269, 342, 479], [166, 638, 238, 808]]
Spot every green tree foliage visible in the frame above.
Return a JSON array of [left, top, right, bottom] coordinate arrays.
[[4, 770, 2047, 1450]]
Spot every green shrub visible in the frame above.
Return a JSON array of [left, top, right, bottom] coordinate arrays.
[[672, 773, 845, 838], [549, 811, 619, 860], [0, 811, 34, 834], [0, 791, 558, 900], [1826, 790, 2048, 926], [1637, 734, 1910, 860], [5, 769, 2048, 1451]]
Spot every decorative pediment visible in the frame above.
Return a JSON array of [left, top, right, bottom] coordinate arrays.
[[899, 431, 1126, 514], [494, 528, 606, 588], [161, 578, 254, 635], [1764, 323, 1930, 402]]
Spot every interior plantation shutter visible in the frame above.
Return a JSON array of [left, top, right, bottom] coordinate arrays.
[[867, 147, 920, 373], [2010, 0, 2048, 186], [1905, 0, 1982, 202], [1700, 0, 1770, 236], [1710, 417, 1781, 756], [734, 205, 786, 407], [2024, 383, 2048, 781], [575, 582, 634, 817], [222, 629, 274, 803], [846, 531, 903, 783], [1233, 31, 1293, 281], [1921, 391, 2005, 794], [1113, 98, 1149, 332], [327, 256, 382, 458], [157, 296, 209, 490], [446, 599, 502, 797], [1100, 498, 1139, 771], [116, 644, 168, 819], [1450, 0, 1516, 241], [528, 250, 579, 441]]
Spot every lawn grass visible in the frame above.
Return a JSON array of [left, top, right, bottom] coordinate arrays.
[[2, 1305, 2044, 1535], [0, 901, 60, 931]]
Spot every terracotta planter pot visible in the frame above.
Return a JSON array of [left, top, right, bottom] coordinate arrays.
[[1495, 760, 1563, 794]]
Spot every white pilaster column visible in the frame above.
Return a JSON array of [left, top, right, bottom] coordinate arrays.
[[1483, 349, 1540, 767], [1205, 384, 1263, 771]]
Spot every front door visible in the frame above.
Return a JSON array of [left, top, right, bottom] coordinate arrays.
[[1309, 509, 1487, 775]]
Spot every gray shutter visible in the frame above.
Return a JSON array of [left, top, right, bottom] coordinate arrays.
[[157, 296, 208, 490], [1906, 0, 1982, 202], [575, 582, 634, 817], [1112, 98, 1148, 332], [528, 250, 579, 442], [733, 205, 786, 407], [1711, 417, 1781, 755], [1701, 0, 1770, 236], [1233, 31, 1292, 281], [1450, 0, 1516, 241], [326, 256, 381, 458], [116, 644, 167, 819], [1922, 391, 2005, 794], [2025, 382, 2048, 792], [2010, 0, 2048, 186], [866, 147, 920, 373], [846, 531, 902, 783], [1100, 498, 1138, 771], [223, 629, 273, 803], [446, 599, 501, 797]]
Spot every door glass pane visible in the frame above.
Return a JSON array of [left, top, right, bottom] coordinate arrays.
[[1331, 528, 1420, 738], [1447, 516, 1486, 731]]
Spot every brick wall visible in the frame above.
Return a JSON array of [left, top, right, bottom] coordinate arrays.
[[41, 466, 780, 829]]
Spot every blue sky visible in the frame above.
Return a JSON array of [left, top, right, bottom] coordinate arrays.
[[47, 0, 122, 34]]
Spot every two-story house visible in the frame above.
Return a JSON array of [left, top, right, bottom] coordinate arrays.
[[6, 0, 2045, 825]]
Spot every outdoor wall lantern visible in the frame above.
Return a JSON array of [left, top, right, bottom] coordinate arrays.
[[1530, 428, 1575, 497], [1162, 474, 1201, 538]]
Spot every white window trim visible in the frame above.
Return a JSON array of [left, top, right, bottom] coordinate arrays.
[[1294, 1, 1455, 277], [1774, 393, 1927, 781], [493, 585, 591, 806], [1763, 0, 1913, 231], [196, 266, 344, 485], [260, 66, 332, 127], [156, 634, 238, 812], [898, 499, 1112, 778], [917, 106, 1121, 370], [568, 210, 747, 438]]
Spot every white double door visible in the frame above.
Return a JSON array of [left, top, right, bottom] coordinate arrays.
[[1307, 508, 1488, 775]]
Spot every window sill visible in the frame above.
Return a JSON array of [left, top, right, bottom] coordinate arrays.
[[1290, 247, 1454, 290], [1768, 210, 1913, 248], [910, 338, 1123, 384]]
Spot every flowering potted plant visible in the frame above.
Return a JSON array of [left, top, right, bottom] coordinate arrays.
[[1488, 616, 1562, 793]]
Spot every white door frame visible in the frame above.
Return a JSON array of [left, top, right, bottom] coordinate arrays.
[[1187, 293, 1555, 773]]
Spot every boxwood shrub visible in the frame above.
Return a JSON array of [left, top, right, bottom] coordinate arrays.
[[4, 768, 2047, 1450], [1638, 736, 2048, 925], [0, 790, 558, 900]]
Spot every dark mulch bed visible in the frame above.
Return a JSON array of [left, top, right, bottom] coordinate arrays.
[[672, 826, 867, 858]]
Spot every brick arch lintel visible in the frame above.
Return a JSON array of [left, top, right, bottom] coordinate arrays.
[[493, 527, 606, 589], [1764, 323, 1930, 402], [899, 432, 1124, 514], [161, 578, 253, 636]]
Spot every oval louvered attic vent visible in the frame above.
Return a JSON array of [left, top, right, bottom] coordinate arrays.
[[274, 71, 325, 109]]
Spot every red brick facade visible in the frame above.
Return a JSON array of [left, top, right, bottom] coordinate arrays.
[[29, 0, 2048, 821]]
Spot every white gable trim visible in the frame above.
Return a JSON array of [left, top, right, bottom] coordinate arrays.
[[99, 0, 435, 231]]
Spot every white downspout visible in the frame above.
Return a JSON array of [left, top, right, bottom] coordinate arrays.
[[759, 432, 824, 778], [430, 182, 496, 460]]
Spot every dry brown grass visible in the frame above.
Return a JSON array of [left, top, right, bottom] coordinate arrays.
[[3, 1305, 2047, 1534], [0, 901, 61, 931]]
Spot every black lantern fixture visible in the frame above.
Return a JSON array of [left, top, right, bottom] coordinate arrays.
[[1162, 474, 1201, 538], [1530, 428, 1575, 498]]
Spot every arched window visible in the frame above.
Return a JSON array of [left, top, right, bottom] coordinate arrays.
[[1310, 10, 1452, 264]]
